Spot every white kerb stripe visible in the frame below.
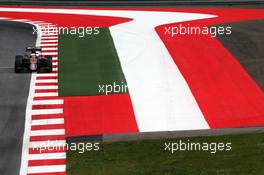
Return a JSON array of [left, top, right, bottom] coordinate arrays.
[[34, 92, 58, 97], [40, 43, 58, 47], [32, 100, 63, 105], [41, 28, 58, 30], [35, 86, 58, 90], [35, 79, 58, 83], [36, 73, 58, 77], [41, 40, 58, 43], [30, 129, 65, 136], [31, 118, 64, 126], [31, 109, 63, 115], [41, 33, 58, 36], [29, 152, 66, 160], [42, 36, 58, 39], [42, 47, 58, 51], [29, 140, 66, 148], [52, 62, 58, 66], [27, 165, 65, 174], [42, 52, 58, 55]]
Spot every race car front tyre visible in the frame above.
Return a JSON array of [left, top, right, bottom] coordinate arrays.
[[45, 55, 52, 63], [38, 67, 52, 73], [37, 56, 52, 73], [45, 55, 53, 73]]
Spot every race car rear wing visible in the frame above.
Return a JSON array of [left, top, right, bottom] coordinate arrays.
[[26, 47, 42, 52]]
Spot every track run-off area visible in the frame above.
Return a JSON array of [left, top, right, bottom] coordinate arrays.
[[0, 6, 264, 175]]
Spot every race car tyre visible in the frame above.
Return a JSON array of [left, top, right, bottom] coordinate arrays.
[[45, 55, 52, 62], [38, 55, 52, 73], [46, 55, 53, 72], [14, 55, 24, 73]]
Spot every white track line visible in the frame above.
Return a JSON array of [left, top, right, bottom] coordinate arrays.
[[38, 22, 56, 26], [17, 19, 41, 175], [110, 11, 213, 131], [12, 19, 30, 23], [0, 17, 11, 20], [19, 73, 37, 175]]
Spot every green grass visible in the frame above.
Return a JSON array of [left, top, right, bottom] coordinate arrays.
[[58, 28, 127, 96], [67, 133, 264, 175]]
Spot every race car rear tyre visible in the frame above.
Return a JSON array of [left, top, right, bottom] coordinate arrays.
[[14, 55, 23, 73]]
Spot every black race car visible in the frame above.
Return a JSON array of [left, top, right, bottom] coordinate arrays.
[[15, 47, 52, 73]]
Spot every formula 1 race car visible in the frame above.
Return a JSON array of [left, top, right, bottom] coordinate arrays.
[[15, 47, 52, 73]]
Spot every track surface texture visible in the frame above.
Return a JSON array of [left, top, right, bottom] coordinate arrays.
[[0, 20, 35, 175], [216, 19, 264, 90]]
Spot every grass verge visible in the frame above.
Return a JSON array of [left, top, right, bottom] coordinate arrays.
[[67, 132, 264, 175], [58, 28, 127, 96]]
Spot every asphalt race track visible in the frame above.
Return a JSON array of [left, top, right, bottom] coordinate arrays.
[[0, 20, 35, 175], [216, 19, 264, 90]]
